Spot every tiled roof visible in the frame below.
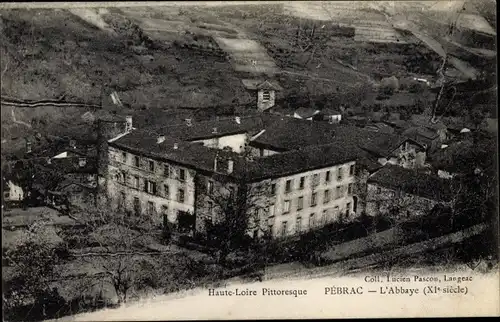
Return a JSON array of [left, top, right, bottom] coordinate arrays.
[[110, 116, 422, 182], [110, 129, 240, 175], [368, 164, 452, 202], [250, 115, 338, 150], [402, 127, 437, 147], [294, 107, 320, 118], [241, 79, 283, 91], [110, 127, 360, 182], [333, 125, 422, 158], [149, 114, 266, 141], [242, 142, 361, 182]]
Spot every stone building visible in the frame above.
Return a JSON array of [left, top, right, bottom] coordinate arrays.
[[365, 164, 452, 221], [103, 114, 431, 239]]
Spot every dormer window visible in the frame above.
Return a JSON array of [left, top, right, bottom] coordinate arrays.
[[262, 90, 271, 102]]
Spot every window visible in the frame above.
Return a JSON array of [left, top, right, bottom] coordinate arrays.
[[145, 181, 157, 194], [119, 192, 126, 209], [207, 180, 214, 194], [122, 152, 127, 163], [349, 164, 355, 176], [164, 164, 170, 177], [334, 206, 340, 220], [312, 174, 320, 187], [164, 184, 170, 198], [311, 192, 317, 206], [178, 189, 185, 203], [335, 186, 342, 199], [337, 167, 343, 180], [296, 217, 302, 233], [133, 176, 140, 189], [208, 201, 214, 215], [179, 169, 186, 181], [134, 156, 140, 167], [297, 196, 304, 210], [285, 179, 292, 193], [229, 187, 236, 200], [147, 201, 155, 215], [324, 189, 331, 204], [149, 160, 155, 172], [299, 177, 305, 190], [79, 158, 87, 167], [262, 90, 271, 102], [133, 197, 141, 215], [268, 224, 274, 236], [283, 200, 291, 214], [281, 221, 287, 236], [325, 171, 331, 183], [271, 183, 276, 195], [346, 202, 352, 214], [376, 187, 382, 194], [309, 213, 316, 228], [161, 205, 168, 215], [348, 183, 353, 195]]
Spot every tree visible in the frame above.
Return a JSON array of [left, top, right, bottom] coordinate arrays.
[[196, 174, 273, 265], [3, 221, 65, 321], [66, 201, 160, 304]]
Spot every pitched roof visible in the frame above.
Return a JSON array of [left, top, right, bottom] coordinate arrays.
[[149, 114, 265, 141], [402, 126, 439, 147], [333, 125, 423, 158], [110, 126, 360, 182], [294, 107, 320, 119], [320, 108, 342, 116], [243, 142, 359, 181], [368, 164, 452, 202], [110, 116, 422, 182], [365, 122, 395, 134], [249, 115, 338, 151], [241, 79, 283, 91]]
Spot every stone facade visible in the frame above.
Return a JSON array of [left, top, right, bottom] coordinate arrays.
[[106, 146, 196, 227]]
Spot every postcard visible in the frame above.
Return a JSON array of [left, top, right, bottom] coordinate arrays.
[[1, 1, 498, 320]]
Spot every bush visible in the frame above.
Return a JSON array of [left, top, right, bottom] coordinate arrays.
[[408, 82, 426, 94]]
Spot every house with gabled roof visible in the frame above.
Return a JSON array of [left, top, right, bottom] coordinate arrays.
[[241, 79, 283, 111], [366, 164, 452, 220]]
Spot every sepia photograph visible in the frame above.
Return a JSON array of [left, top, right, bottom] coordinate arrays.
[[1, 1, 498, 320]]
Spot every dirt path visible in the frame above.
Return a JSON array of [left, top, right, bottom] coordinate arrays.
[[11, 108, 31, 128]]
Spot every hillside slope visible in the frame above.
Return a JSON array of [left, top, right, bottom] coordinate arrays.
[[0, 9, 251, 108]]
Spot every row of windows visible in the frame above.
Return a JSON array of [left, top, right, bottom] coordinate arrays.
[[116, 173, 186, 203], [282, 184, 353, 213], [266, 203, 352, 237], [119, 193, 176, 217], [273, 165, 355, 195], [119, 151, 186, 181]]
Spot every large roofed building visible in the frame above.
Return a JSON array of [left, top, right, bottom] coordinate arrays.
[[103, 113, 429, 238]]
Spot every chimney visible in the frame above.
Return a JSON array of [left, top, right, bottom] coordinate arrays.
[[235, 116, 241, 124], [69, 139, 76, 149], [212, 127, 218, 134], [185, 118, 192, 127], [125, 116, 133, 132], [26, 141, 32, 153], [227, 159, 234, 174], [213, 157, 218, 172], [157, 135, 165, 144], [173, 143, 179, 150]]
